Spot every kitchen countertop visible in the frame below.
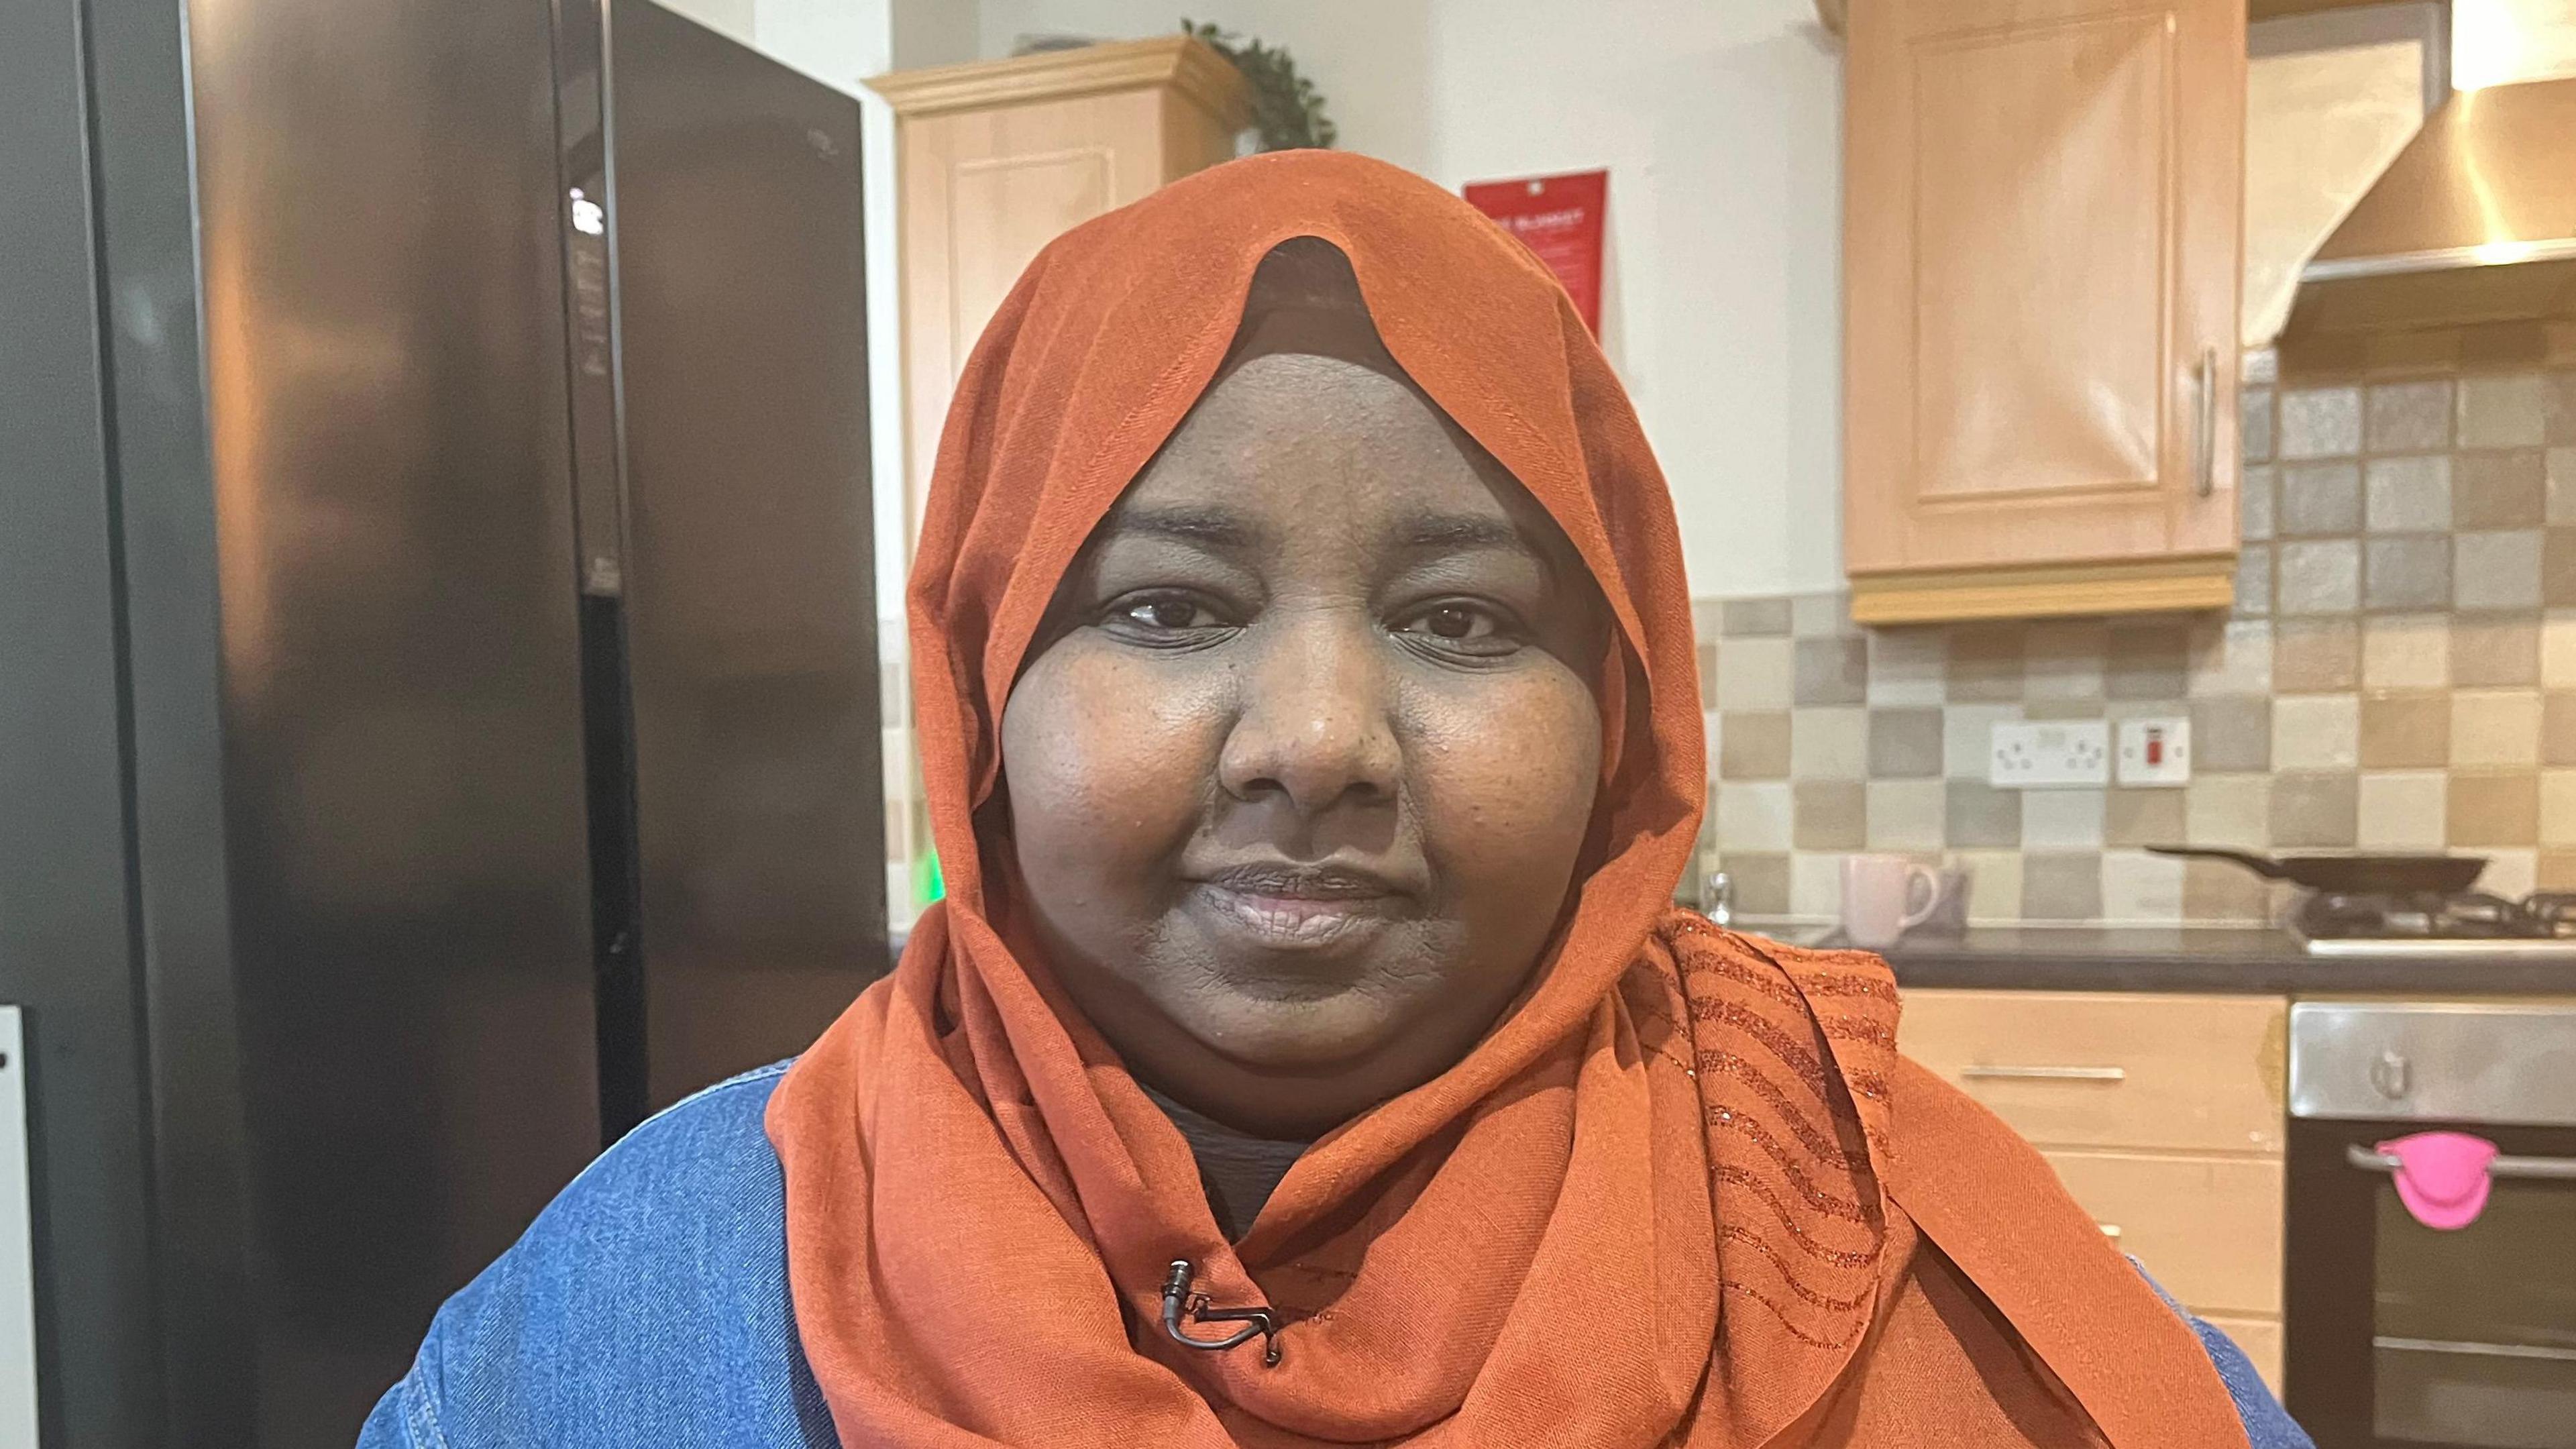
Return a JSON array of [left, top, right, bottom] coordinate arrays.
[[1750, 923, 2576, 996]]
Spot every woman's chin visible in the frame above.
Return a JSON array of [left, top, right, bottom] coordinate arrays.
[[1176, 989, 1413, 1078]]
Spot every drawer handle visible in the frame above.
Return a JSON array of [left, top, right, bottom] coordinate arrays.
[[1961, 1065, 2128, 1083], [2346, 1144, 2576, 1181], [2097, 1223, 2123, 1241]]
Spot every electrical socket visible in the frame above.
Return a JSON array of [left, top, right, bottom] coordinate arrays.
[[1988, 720, 2110, 788]]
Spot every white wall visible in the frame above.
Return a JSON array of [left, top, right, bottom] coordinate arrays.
[[656, 0, 757, 46], [751, 0, 883, 85], [978, 0, 1847, 599]]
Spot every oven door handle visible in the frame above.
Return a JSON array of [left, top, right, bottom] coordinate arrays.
[[2345, 1143, 2576, 1180]]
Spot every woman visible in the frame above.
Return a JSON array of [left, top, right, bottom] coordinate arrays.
[[361, 151, 2305, 1448]]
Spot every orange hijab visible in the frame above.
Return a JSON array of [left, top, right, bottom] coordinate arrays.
[[767, 150, 2249, 1448]]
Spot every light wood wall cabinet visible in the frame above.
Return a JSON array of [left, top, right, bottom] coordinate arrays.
[[1902, 989, 2290, 1391], [870, 38, 1249, 550], [1842, 0, 2247, 625]]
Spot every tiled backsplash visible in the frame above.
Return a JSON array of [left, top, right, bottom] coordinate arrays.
[[1701, 357, 2576, 926]]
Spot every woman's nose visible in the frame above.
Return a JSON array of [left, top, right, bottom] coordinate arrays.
[[1215, 614, 1400, 816]]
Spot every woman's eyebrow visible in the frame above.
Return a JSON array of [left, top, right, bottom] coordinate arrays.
[[1100, 504, 1263, 552], [1396, 513, 1528, 553], [1396, 511, 1564, 590], [1102, 503, 1553, 574]]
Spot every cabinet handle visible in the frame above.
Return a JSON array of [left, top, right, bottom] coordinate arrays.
[[1960, 1065, 2128, 1082], [2193, 345, 2218, 498], [2346, 1144, 2576, 1181]]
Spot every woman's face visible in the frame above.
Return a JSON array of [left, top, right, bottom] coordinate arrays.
[[997, 255, 1610, 1139]]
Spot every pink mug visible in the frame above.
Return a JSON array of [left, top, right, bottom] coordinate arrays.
[[1841, 855, 1939, 949]]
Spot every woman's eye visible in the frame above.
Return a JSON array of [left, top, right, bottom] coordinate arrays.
[[1130, 599, 1205, 629], [1105, 593, 1226, 637], [1419, 605, 1488, 639], [1396, 601, 1516, 651]]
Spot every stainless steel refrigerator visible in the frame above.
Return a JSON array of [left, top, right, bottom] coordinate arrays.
[[0, 0, 884, 1441]]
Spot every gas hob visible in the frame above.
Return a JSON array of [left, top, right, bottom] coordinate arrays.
[[2296, 891, 2576, 957]]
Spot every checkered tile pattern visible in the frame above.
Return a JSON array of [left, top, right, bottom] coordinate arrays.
[[1704, 358, 2576, 926]]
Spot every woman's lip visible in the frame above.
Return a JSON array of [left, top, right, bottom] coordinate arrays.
[[1190, 883, 1402, 950], [1199, 863, 1409, 898]]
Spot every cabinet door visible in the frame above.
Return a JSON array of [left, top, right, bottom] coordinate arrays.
[[899, 88, 1171, 541], [2041, 1149, 2286, 1316], [1844, 0, 2243, 588]]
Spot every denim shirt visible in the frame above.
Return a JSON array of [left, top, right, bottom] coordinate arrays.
[[358, 1063, 2312, 1448]]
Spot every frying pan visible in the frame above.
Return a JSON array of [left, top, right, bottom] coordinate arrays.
[[2146, 846, 2486, 896]]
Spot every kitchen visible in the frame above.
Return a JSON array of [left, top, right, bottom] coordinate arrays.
[[831, 0, 2576, 1441], [842, 1, 2575, 1438], [3, 0, 2570, 1442]]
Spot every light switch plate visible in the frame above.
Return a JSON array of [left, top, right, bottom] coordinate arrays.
[[2115, 716, 2192, 787], [1989, 720, 2110, 788]]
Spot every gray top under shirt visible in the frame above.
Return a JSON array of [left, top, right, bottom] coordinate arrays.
[[1140, 1084, 1313, 1241]]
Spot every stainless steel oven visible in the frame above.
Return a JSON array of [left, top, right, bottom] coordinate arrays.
[[2286, 1003, 2576, 1448]]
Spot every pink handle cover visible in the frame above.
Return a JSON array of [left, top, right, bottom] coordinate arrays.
[[2377, 1130, 2500, 1231]]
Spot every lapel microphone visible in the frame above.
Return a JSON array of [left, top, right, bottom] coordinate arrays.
[[1159, 1259, 1283, 1366]]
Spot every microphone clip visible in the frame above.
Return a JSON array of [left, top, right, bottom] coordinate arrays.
[[1159, 1259, 1281, 1367]]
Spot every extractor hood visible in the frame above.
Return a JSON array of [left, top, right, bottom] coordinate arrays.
[[2287, 75, 2576, 337]]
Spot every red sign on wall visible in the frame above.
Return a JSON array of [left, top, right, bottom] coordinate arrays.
[[1462, 169, 1608, 335]]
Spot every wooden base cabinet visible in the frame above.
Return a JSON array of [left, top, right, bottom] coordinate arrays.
[[1842, 0, 2246, 624], [1904, 988, 2288, 1392], [2041, 1149, 2287, 1318]]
